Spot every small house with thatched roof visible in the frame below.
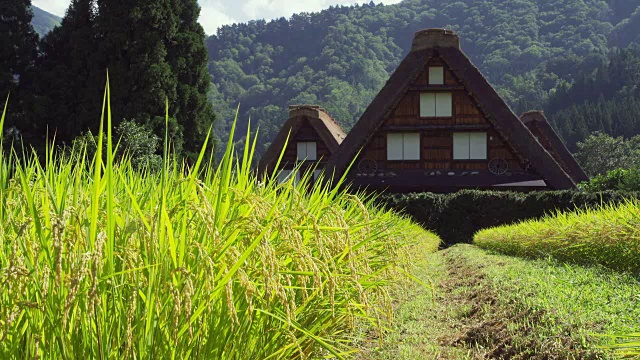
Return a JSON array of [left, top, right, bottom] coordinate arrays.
[[521, 111, 589, 185], [321, 28, 583, 193], [258, 105, 346, 183]]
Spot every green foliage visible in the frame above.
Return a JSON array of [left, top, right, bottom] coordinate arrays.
[[166, 0, 217, 161], [574, 132, 640, 176], [579, 168, 628, 192], [0, 90, 440, 358], [7, 0, 214, 159], [115, 120, 162, 171], [71, 120, 163, 171], [547, 48, 640, 149], [0, 0, 38, 125], [30, 0, 102, 145], [620, 167, 640, 192], [380, 190, 640, 246], [579, 167, 640, 192]]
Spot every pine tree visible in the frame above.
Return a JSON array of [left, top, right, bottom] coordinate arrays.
[[167, 0, 215, 160], [32, 0, 102, 142], [0, 0, 38, 123]]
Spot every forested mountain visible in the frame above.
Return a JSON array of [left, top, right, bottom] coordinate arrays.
[[206, 0, 640, 158], [31, 6, 61, 37]]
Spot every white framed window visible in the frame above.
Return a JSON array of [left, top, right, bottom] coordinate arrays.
[[420, 92, 452, 117], [453, 132, 487, 160], [429, 66, 444, 85], [297, 142, 317, 161], [277, 170, 300, 184], [387, 133, 420, 161]]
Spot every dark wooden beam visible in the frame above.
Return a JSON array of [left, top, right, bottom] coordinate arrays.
[[347, 171, 545, 191], [384, 124, 491, 131], [408, 85, 465, 91]]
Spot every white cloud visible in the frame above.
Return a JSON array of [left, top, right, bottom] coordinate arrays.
[[32, 0, 404, 35]]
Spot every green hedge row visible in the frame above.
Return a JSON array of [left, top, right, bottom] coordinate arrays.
[[379, 190, 640, 246]]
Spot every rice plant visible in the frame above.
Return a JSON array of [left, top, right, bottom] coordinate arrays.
[[474, 200, 640, 273], [0, 86, 440, 359]]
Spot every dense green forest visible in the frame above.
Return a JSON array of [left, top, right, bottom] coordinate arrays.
[[31, 6, 61, 36], [206, 0, 640, 158], [3, 0, 213, 163]]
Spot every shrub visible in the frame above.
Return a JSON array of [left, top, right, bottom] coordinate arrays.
[[71, 120, 162, 171], [379, 190, 640, 246], [579, 167, 640, 192]]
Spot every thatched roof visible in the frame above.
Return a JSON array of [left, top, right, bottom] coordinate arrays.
[[258, 105, 346, 173], [325, 28, 577, 190], [521, 111, 589, 184]]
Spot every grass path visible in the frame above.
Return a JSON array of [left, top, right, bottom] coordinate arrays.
[[358, 244, 640, 359]]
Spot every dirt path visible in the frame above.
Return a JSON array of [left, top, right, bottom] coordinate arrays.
[[436, 250, 592, 359], [357, 245, 617, 359]]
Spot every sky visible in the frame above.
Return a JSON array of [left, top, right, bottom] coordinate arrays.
[[33, 0, 403, 35]]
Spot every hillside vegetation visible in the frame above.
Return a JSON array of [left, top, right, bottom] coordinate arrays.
[[206, 0, 640, 158], [31, 6, 61, 37]]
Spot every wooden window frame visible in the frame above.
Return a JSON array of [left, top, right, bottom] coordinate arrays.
[[452, 132, 488, 161], [419, 92, 453, 118], [387, 133, 421, 162], [297, 141, 317, 161], [428, 66, 445, 85]]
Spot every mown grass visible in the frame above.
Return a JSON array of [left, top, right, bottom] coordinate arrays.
[[0, 87, 440, 359], [474, 201, 640, 356], [361, 244, 640, 359]]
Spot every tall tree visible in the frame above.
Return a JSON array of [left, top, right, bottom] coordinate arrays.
[[32, 0, 102, 143], [96, 0, 180, 148], [167, 0, 216, 160], [0, 0, 38, 125]]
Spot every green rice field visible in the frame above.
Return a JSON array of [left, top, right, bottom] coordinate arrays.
[[0, 90, 440, 359]]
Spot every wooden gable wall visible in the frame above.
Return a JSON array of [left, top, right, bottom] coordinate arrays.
[[356, 57, 529, 174], [278, 117, 332, 169]]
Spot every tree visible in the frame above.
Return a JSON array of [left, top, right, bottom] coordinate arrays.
[[95, 0, 214, 159], [574, 132, 639, 177], [31, 0, 102, 143], [0, 0, 38, 126], [167, 0, 216, 160], [96, 0, 178, 134]]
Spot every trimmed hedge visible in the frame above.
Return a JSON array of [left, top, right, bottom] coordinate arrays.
[[379, 190, 640, 246]]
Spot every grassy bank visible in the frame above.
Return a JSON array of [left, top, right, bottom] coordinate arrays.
[[0, 93, 440, 358], [474, 201, 640, 273], [360, 244, 640, 359]]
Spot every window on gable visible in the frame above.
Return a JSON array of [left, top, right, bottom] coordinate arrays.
[[297, 142, 317, 161], [420, 92, 452, 117], [387, 133, 420, 161], [453, 132, 487, 160], [429, 66, 444, 85]]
